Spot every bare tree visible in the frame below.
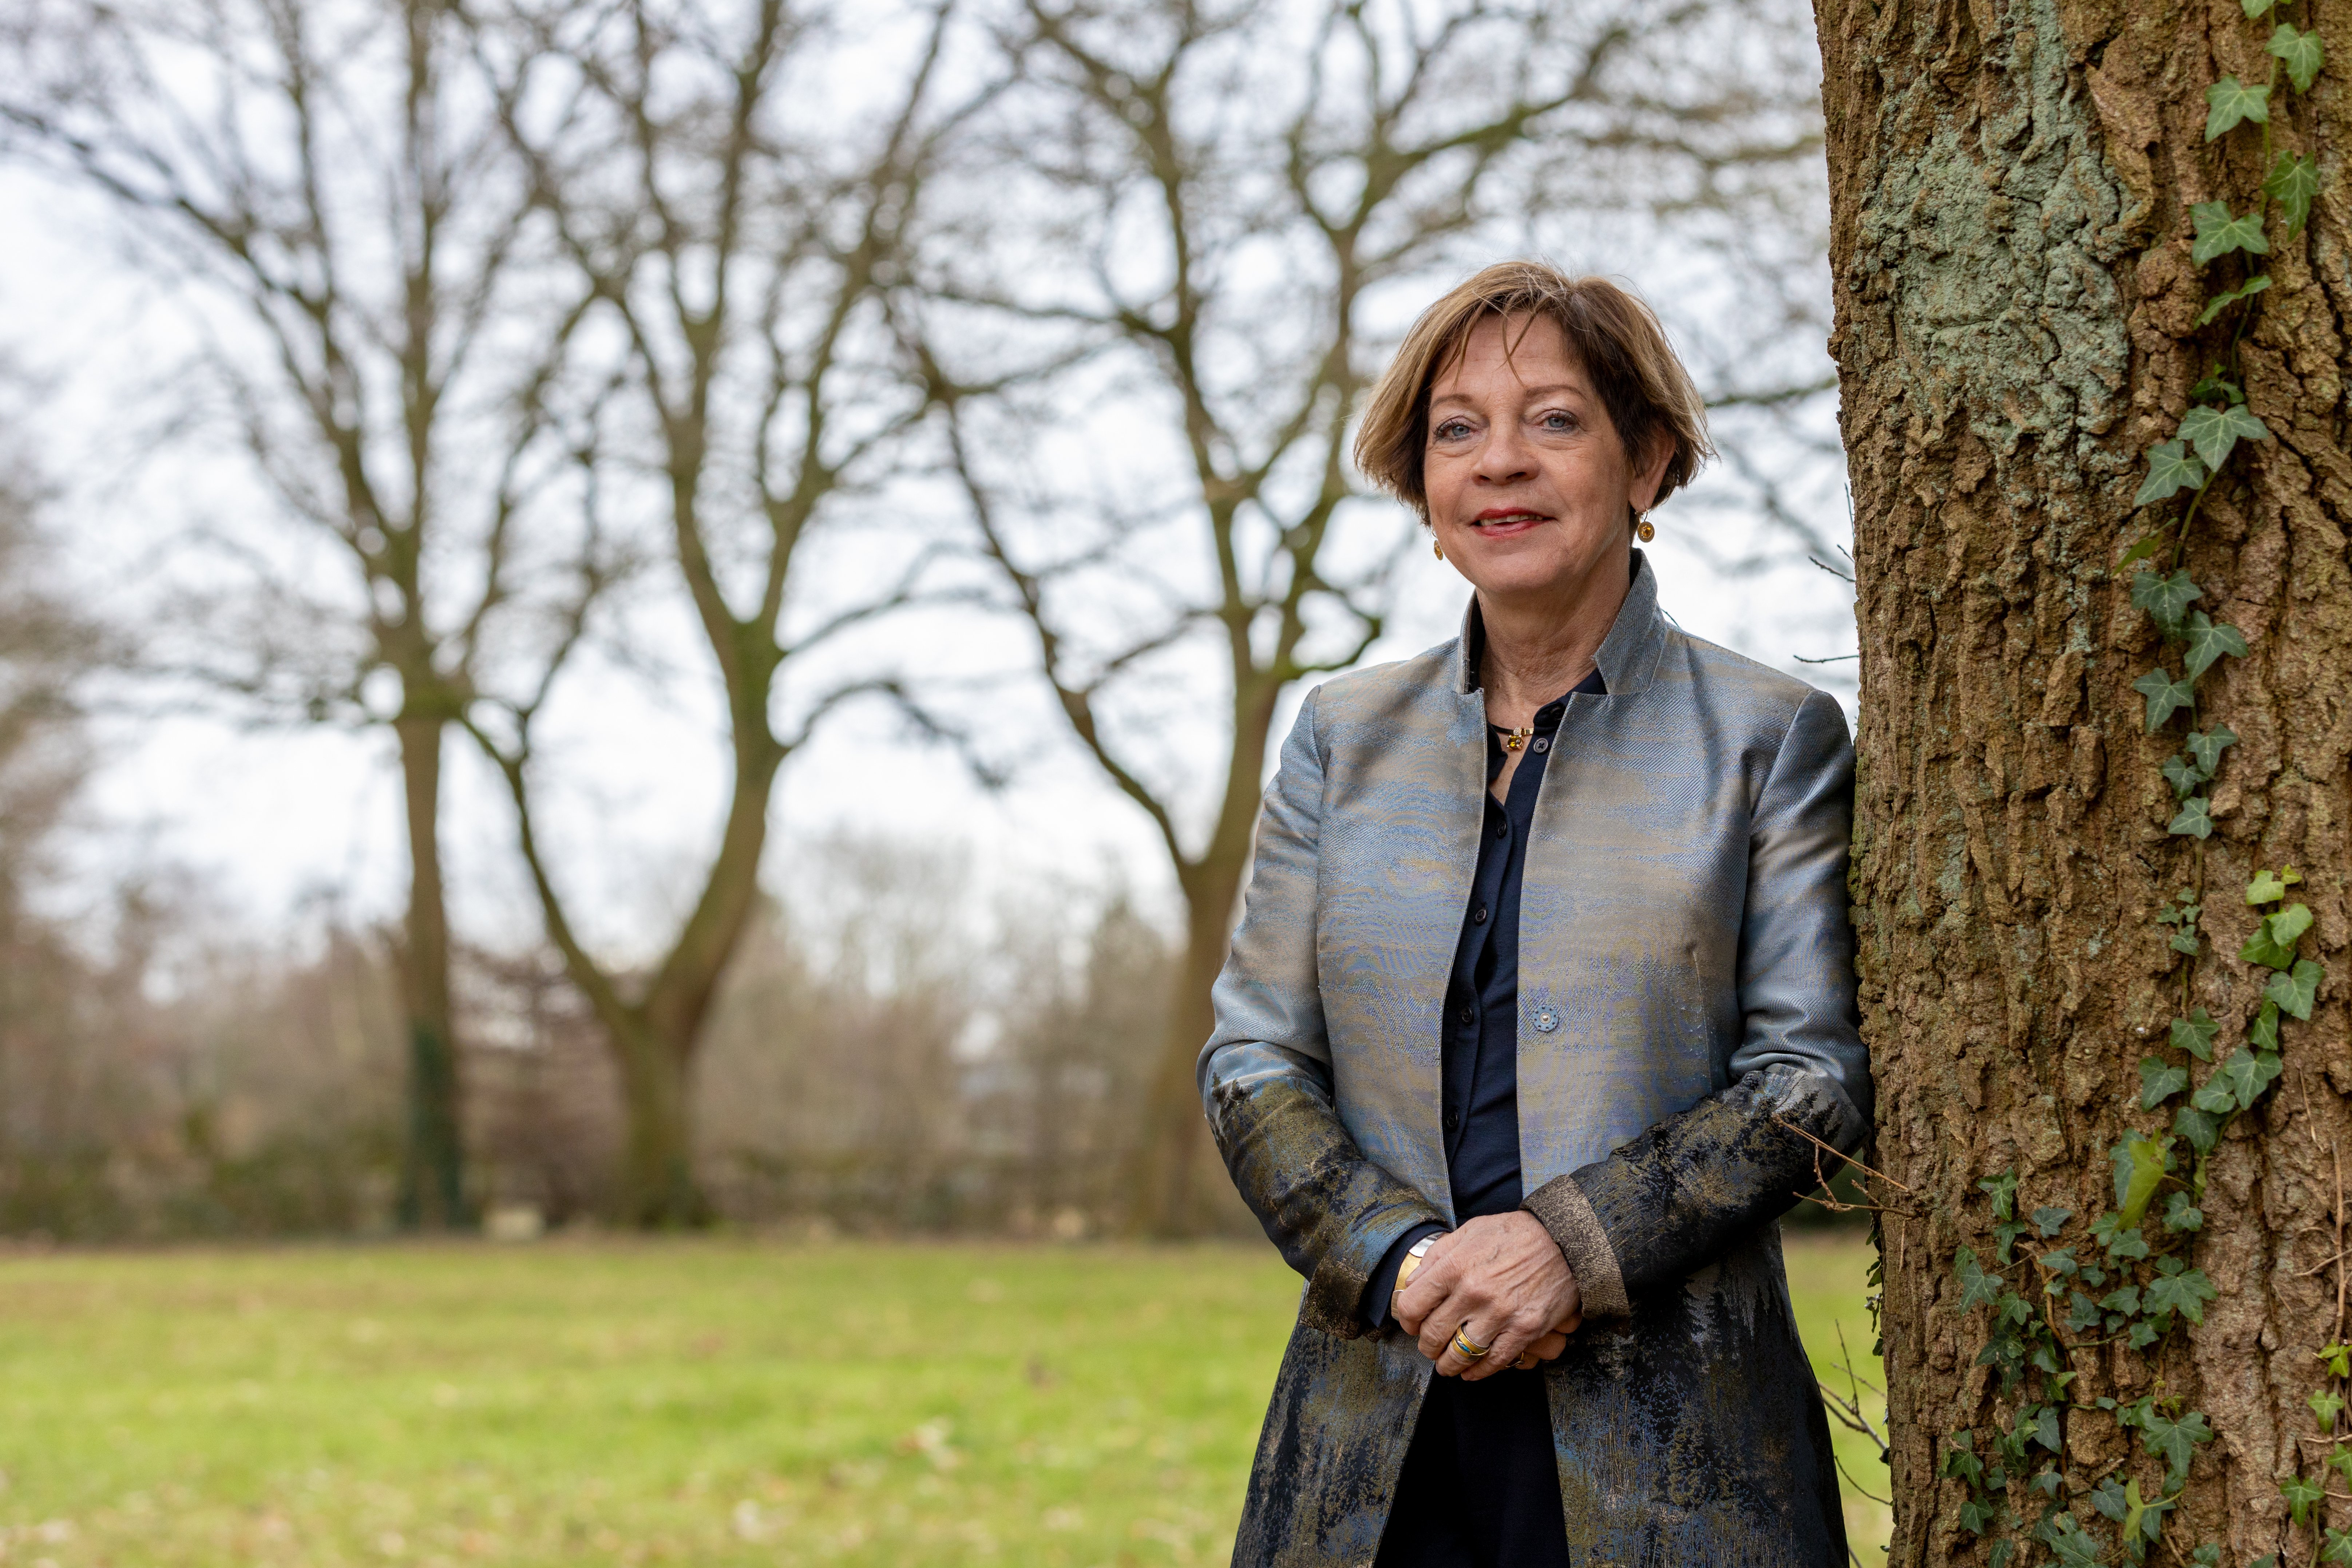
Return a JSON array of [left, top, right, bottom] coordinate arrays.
[[914, 0, 1838, 1232], [0, 0, 603, 1227], [460, 0, 984, 1224]]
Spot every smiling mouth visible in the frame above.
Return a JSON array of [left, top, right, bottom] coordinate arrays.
[[1471, 510, 1549, 527]]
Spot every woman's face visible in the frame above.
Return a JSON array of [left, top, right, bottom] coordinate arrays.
[[1422, 313, 1668, 608]]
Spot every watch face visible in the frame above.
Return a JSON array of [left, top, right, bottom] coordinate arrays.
[[1408, 1236, 1438, 1258]]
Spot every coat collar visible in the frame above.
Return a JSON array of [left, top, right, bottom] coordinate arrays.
[[1449, 548, 1668, 699]]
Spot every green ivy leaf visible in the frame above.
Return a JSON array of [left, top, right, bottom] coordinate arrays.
[[2114, 1135, 2170, 1227], [2100, 1284, 2142, 1315], [2122, 1477, 2174, 1555], [2265, 958, 2322, 1021], [2169, 796, 2214, 839], [2140, 1057, 2189, 1109], [2186, 725, 2237, 775], [2242, 903, 2312, 969], [2181, 611, 2249, 678], [2269, 22, 2325, 92], [2191, 200, 2272, 266], [2170, 1009, 2219, 1061], [2066, 1290, 2103, 1333], [2284, 1473, 2326, 1526], [2205, 75, 2272, 140], [2266, 153, 2321, 241], [2327, 1527, 2352, 1568], [2244, 0, 2276, 15], [2191, 1076, 2238, 1114], [2195, 273, 2272, 328], [2134, 440, 2209, 507], [2174, 1103, 2221, 1154], [2131, 568, 2202, 637], [1940, 1430, 1985, 1485], [2145, 1265, 2220, 1329], [2213, 1047, 2282, 1111], [2128, 1319, 2161, 1348], [1956, 1245, 2003, 1311], [2044, 1512, 2107, 1568], [2312, 1390, 2346, 1434], [1979, 1170, 2019, 1222], [2247, 866, 2291, 904], [2178, 402, 2272, 471], [2031, 1403, 2063, 1452], [2162, 755, 2204, 797], [2163, 1189, 2203, 1233], [2133, 668, 2195, 731], [2250, 999, 2281, 1050], [1959, 1496, 2000, 1535], [2131, 1395, 2215, 1486], [2032, 1205, 2071, 1238]]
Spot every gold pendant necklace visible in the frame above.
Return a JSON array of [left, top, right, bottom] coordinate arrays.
[[1496, 725, 1533, 752]]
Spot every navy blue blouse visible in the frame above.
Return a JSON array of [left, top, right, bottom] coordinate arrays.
[[1362, 665, 1607, 1328]]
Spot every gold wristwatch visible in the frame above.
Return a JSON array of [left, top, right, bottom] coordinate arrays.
[[1392, 1233, 1442, 1296]]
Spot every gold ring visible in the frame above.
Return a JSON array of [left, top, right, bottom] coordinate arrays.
[[1514, 1351, 1539, 1370], [1450, 1325, 1490, 1361]]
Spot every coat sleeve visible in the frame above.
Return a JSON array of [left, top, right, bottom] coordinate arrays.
[[1522, 689, 1870, 1318], [1196, 688, 1447, 1340]]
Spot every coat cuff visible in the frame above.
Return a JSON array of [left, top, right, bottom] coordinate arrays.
[[1523, 1175, 1630, 1320]]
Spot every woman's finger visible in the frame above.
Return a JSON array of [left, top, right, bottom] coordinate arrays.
[[1457, 1312, 1546, 1381], [1434, 1315, 1500, 1377]]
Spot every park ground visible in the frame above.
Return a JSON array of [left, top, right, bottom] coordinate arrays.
[[0, 1233, 1886, 1566]]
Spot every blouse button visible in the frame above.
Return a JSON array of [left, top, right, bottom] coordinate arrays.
[[1531, 1007, 1560, 1034], [1472, 904, 1489, 924], [1531, 737, 1550, 754], [1457, 1004, 1476, 1025]]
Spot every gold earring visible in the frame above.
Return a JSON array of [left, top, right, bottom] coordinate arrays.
[[1636, 514, 1655, 542], [1433, 539, 1445, 561]]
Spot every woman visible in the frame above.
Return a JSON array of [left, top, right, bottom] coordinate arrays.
[[1199, 261, 1868, 1568]]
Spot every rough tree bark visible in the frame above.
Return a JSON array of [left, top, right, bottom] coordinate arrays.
[[1818, 0, 2350, 1561]]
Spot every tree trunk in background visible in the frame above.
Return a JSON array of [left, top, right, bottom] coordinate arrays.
[[1130, 676, 1284, 1236], [1133, 855, 1249, 1235], [393, 714, 466, 1230], [1818, 0, 2349, 1561]]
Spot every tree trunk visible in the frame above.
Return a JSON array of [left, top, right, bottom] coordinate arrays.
[[392, 713, 467, 1230], [1132, 863, 1248, 1235], [613, 1010, 710, 1230], [1130, 675, 1284, 1236], [1818, 0, 2351, 1561]]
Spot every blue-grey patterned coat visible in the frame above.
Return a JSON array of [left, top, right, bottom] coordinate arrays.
[[1198, 554, 1870, 1568]]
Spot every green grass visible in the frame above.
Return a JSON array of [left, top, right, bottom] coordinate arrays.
[[0, 1234, 1885, 1566]]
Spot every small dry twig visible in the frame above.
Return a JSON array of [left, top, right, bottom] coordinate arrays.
[[1775, 1114, 1920, 1219]]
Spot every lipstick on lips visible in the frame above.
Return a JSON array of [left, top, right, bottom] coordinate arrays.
[[1470, 506, 1550, 537]]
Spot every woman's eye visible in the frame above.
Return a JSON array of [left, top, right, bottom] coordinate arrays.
[[1540, 411, 1575, 431], [1432, 419, 1474, 442]]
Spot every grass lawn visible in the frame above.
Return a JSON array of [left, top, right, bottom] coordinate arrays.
[[0, 1233, 1885, 1566]]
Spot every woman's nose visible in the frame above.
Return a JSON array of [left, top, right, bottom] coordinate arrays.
[[1474, 424, 1535, 485]]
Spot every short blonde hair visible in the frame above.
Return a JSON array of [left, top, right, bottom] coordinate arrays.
[[1354, 262, 1714, 523]]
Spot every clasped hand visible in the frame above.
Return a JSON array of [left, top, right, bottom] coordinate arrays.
[[1391, 1211, 1582, 1381]]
